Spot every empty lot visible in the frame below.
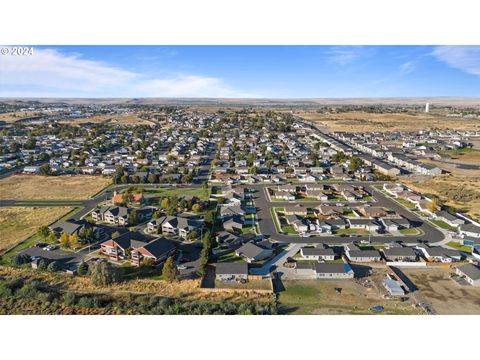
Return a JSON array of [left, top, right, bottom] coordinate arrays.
[[0, 175, 111, 200], [297, 111, 480, 133], [0, 207, 73, 252], [278, 277, 422, 315], [402, 267, 480, 315]]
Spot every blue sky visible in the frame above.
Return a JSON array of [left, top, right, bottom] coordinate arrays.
[[1, 45, 479, 98]]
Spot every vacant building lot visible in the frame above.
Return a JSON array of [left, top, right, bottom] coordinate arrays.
[[278, 278, 422, 315], [0, 207, 73, 252], [402, 175, 480, 221], [298, 111, 480, 133], [402, 267, 480, 315], [58, 114, 152, 125], [0, 175, 111, 200]]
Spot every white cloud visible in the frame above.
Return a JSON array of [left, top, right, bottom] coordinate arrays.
[[431, 46, 480, 76], [0, 47, 246, 97], [400, 61, 415, 74], [326, 46, 371, 65]]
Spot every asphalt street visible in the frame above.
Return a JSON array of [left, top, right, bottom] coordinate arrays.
[[247, 182, 446, 245]]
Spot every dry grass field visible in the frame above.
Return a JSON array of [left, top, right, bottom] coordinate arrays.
[[58, 114, 152, 125], [402, 267, 480, 315], [0, 111, 41, 123], [297, 111, 480, 133], [402, 175, 480, 220], [0, 266, 274, 305], [0, 207, 73, 252], [0, 175, 111, 200]]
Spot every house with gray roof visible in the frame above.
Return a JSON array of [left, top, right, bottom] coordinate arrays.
[[216, 262, 249, 282], [382, 247, 417, 262], [300, 247, 335, 261], [314, 263, 354, 279], [346, 249, 382, 262], [455, 264, 480, 286], [235, 242, 273, 263]]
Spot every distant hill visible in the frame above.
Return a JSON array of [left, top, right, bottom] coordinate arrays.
[[1, 97, 479, 107]]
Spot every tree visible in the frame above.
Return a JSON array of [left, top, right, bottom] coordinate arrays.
[[38, 259, 50, 271], [249, 166, 258, 175], [37, 225, 50, 238], [429, 197, 441, 213], [111, 231, 121, 239], [39, 164, 52, 176], [12, 254, 30, 266], [69, 234, 80, 249], [191, 203, 201, 213], [90, 262, 123, 286], [147, 173, 158, 184], [47, 232, 57, 243], [160, 198, 170, 209], [60, 232, 70, 248], [77, 262, 89, 276], [204, 210, 215, 228], [47, 261, 61, 272], [348, 156, 364, 172], [162, 256, 178, 282], [128, 209, 139, 226]]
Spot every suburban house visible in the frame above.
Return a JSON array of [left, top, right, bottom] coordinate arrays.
[[223, 215, 245, 232], [433, 211, 465, 228], [381, 217, 411, 231], [215, 262, 249, 282], [131, 237, 177, 266], [49, 219, 99, 239], [300, 247, 335, 261], [382, 247, 418, 262], [459, 223, 480, 238], [455, 264, 480, 286], [219, 205, 245, 219], [417, 246, 462, 263], [347, 218, 382, 232], [235, 242, 274, 263], [346, 248, 382, 262], [283, 205, 308, 216], [294, 262, 356, 279]]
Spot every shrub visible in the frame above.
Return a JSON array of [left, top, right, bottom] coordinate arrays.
[[77, 262, 89, 276], [47, 261, 61, 272], [90, 262, 123, 286], [38, 259, 50, 271], [63, 292, 77, 306], [12, 254, 31, 267]]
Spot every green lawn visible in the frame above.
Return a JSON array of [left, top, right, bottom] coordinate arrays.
[[216, 251, 243, 263], [1, 233, 52, 265], [446, 241, 472, 254], [395, 199, 416, 209], [143, 187, 210, 200], [399, 227, 421, 235], [334, 228, 369, 235], [430, 219, 456, 230]]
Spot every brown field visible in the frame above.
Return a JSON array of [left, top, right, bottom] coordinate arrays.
[[402, 175, 480, 221], [58, 114, 152, 125], [0, 174, 111, 200], [402, 267, 480, 315], [297, 111, 480, 133], [0, 207, 73, 252], [0, 111, 41, 123], [0, 266, 274, 305]]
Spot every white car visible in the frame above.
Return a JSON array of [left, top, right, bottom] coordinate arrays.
[[176, 264, 188, 270], [299, 233, 310, 238]]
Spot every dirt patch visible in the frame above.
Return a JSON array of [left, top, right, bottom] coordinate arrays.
[[279, 270, 422, 315], [0, 175, 111, 200], [402, 267, 480, 315]]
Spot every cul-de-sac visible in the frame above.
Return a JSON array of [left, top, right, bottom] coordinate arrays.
[[1, 101, 479, 314]]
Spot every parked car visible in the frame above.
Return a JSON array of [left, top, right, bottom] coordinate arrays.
[[44, 245, 59, 251], [176, 264, 188, 270]]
